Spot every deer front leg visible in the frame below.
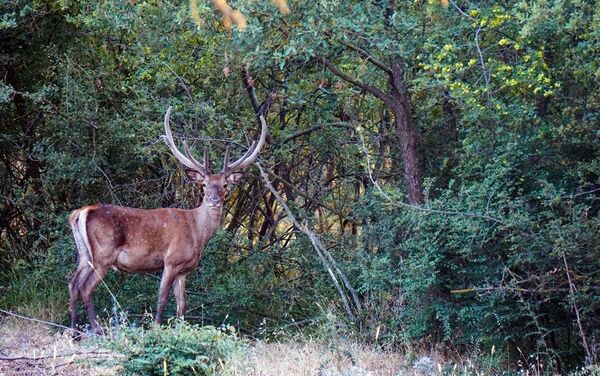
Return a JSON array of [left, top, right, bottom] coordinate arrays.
[[155, 267, 177, 323], [173, 274, 187, 320]]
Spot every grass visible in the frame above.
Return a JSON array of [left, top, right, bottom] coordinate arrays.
[[0, 260, 69, 324], [0, 314, 476, 376], [223, 340, 410, 375], [1, 313, 597, 376], [0, 317, 114, 375], [0, 315, 429, 376]]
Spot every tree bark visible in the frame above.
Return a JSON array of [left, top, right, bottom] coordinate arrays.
[[389, 61, 424, 205], [319, 56, 425, 205]]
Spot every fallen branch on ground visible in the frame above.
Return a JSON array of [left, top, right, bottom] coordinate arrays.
[[0, 308, 86, 337], [0, 348, 113, 362]]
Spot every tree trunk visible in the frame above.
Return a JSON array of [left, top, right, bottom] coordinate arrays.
[[389, 61, 424, 205], [318, 52, 425, 205]]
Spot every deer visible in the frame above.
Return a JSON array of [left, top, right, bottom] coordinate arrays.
[[68, 106, 267, 333]]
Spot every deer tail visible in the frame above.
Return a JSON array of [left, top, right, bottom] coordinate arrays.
[[70, 208, 93, 266]]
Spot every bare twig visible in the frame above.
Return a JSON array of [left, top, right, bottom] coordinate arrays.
[[0, 308, 86, 336], [562, 252, 595, 365], [162, 62, 194, 104], [448, 0, 475, 19], [450, 286, 577, 294], [261, 166, 350, 219], [88, 261, 125, 320], [92, 155, 121, 205], [0, 348, 111, 362], [474, 26, 490, 104], [563, 186, 600, 199]]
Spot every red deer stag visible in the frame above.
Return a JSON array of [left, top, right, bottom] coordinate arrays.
[[68, 106, 267, 333]]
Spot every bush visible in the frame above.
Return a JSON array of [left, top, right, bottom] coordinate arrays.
[[97, 321, 240, 375]]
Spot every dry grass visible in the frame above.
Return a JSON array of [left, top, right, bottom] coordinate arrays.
[[0, 317, 115, 376], [0, 316, 451, 376], [3, 316, 595, 376], [224, 340, 426, 376]]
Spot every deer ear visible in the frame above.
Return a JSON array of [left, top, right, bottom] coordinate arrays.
[[185, 169, 205, 182], [226, 172, 244, 185]]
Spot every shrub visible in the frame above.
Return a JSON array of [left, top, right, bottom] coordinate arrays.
[[97, 321, 239, 375]]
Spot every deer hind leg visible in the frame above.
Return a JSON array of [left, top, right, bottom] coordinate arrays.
[[68, 268, 85, 330], [173, 274, 187, 320], [79, 266, 107, 334], [70, 208, 94, 331], [155, 267, 177, 324], [68, 263, 95, 330]]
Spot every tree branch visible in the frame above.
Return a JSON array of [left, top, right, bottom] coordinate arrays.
[[257, 163, 361, 321], [280, 124, 322, 144], [474, 26, 490, 104], [0, 349, 112, 361], [562, 252, 596, 365], [340, 40, 393, 75], [243, 67, 275, 144], [260, 164, 352, 221], [242, 66, 262, 115], [318, 57, 393, 106], [0, 308, 86, 337], [357, 130, 505, 224]]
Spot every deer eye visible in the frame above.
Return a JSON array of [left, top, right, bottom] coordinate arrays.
[[223, 183, 229, 190]]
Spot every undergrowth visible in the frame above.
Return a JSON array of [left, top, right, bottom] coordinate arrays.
[[92, 320, 239, 375]]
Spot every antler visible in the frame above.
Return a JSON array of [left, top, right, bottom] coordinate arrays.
[[183, 140, 211, 173], [164, 106, 267, 176], [222, 114, 268, 175], [163, 106, 210, 174], [221, 145, 231, 173]]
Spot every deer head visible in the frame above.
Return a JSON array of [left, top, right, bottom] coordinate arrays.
[[162, 106, 268, 209]]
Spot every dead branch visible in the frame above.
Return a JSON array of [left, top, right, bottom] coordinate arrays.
[[0, 308, 86, 337], [562, 252, 596, 365], [257, 162, 361, 321], [0, 349, 112, 362]]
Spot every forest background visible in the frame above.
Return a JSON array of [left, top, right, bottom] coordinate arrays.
[[0, 0, 598, 373]]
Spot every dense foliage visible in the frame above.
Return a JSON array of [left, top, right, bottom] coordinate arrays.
[[1, 0, 598, 372]]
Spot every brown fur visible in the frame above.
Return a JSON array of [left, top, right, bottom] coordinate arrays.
[[68, 174, 240, 333]]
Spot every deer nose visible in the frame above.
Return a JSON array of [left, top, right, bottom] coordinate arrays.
[[209, 197, 221, 206]]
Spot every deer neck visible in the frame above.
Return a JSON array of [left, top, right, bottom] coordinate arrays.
[[192, 202, 223, 242]]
